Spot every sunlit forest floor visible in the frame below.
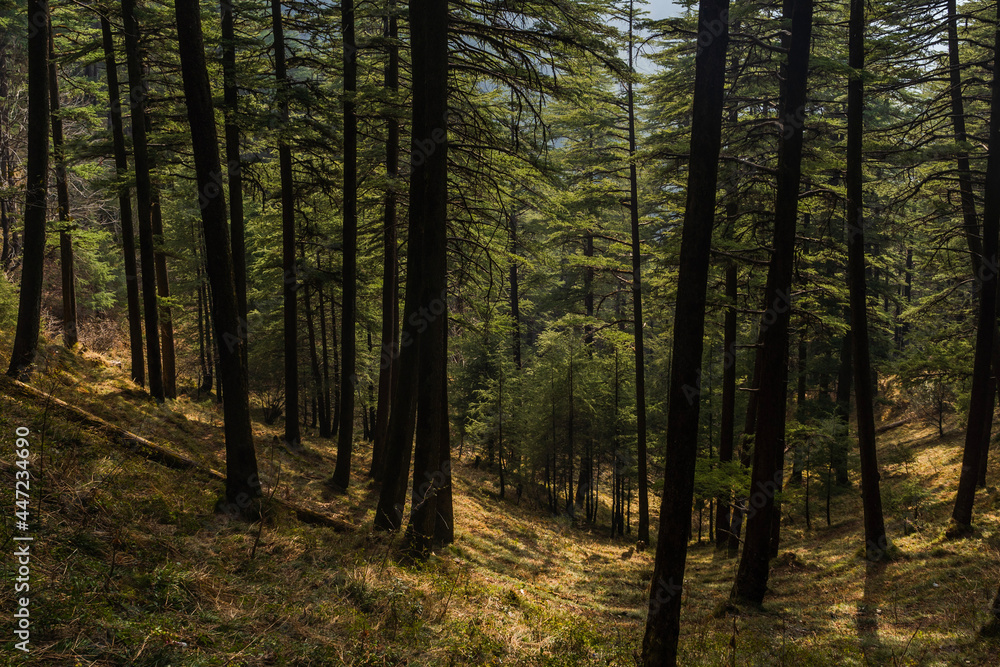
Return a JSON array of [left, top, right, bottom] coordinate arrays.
[[2, 339, 1000, 665]]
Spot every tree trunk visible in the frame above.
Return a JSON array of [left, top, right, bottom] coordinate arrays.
[[846, 0, 889, 559], [627, 0, 650, 545], [947, 0, 1000, 493], [174, 0, 261, 514], [371, 0, 400, 480], [6, 0, 48, 380], [0, 35, 11, 272], [318, 254, 333, 438], [954, 0, 1000, 529], [833, 320, 852, 485], [330, 0, 358, 491], [100, 16, 144, 386], [509, 210, 522, 369], [716, 262, 737, 550], [640, 0, 730, 662], [221, 0, 248, 333], [271, 0, 301, 449], [403, 0, 452, 554], [122, 0, 164, 401], [48, 25, 77, 349], [150, 194, 175, 398], [375, 0, 450, 538], [732, 0, 813, 607]]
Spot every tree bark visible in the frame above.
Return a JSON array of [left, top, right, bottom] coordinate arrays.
[[627, 0, 650, 545], [330, 0, 358, 491], [150, 194, 175, 398], [6, 0, 48, 380], [174, 0, 261, 514], [371, 0, 400, 480], [640, 0, 730, 662], [846, 0, 889, 558], [716, 262, 737, 550], [100, 16, 144, 386], [271, 0, 300, 448], [122, 0, 163, 401], [402, 0, 451, 555], [221, 0, 247, 332], [732, 0, 813, 606], [48, 24, 77, 349], [954, 0, 1000, 529]]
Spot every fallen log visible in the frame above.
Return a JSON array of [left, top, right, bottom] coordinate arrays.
[[1, 376, 355, 532]]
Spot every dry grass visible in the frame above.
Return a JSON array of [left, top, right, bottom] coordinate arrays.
[[1, 338, 999, 665]]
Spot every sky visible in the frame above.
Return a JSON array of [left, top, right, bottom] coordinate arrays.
[[644, 0, 684, 20]]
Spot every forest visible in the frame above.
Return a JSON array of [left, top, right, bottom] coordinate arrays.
[[2, 0, 1000, 663]]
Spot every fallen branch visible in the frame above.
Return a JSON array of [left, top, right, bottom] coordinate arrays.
[[875, 418, 914, 434], [0, 376, 355, 532]]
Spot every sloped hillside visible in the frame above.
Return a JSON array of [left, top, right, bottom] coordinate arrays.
[[2, 341, 1000, 666]]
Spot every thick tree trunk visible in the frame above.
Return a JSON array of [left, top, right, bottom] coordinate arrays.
[[947, 0, 999, 494], [402, 0, 451, 555], [640, 0, 730, 662], [954, 0, 1000, 529], [732, 0, 813, 606], [371, 0, 400, 480], [100, 16, 144, 386], [6, 0, 48, 380], [846, 0, 889, 558], [174, 0, 260, 513], [330, 0, 358, 491], [48, 26, 77, 349], [122, 0, 163, 401], [271, 0, 300, 448]]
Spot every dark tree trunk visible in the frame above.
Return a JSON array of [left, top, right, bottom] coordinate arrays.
[[150, 194, 176, 398], [375, 0, 450, 539], [716, 262, 737, 550], [846, 0, 889, 559], [977, 15, 1000, 638], [304, 283, 325, 438], [271, 0, 300, 449], [732, 0, 813, 606], [100, 16, 144, 386], [317, 254, 333, 438], [509, 211, 522, 369], [833, 320, 852, 485], [954, 0, 1000, 529], [330, 0, 358, 491], [174, 0, 260, 513], [371, 0, 400, 480], [6, 0, 48, 379], [221, 0, 247, 332], [627, 0, 649, 545], [640, 0, 730, 662], [790, 329, 808, 485], [122, 0, 163, 401], [48, 25, 77, 349], [405, 0, 452, 552], [0, 36, 11, 272], [947, 0, 999, 493]]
